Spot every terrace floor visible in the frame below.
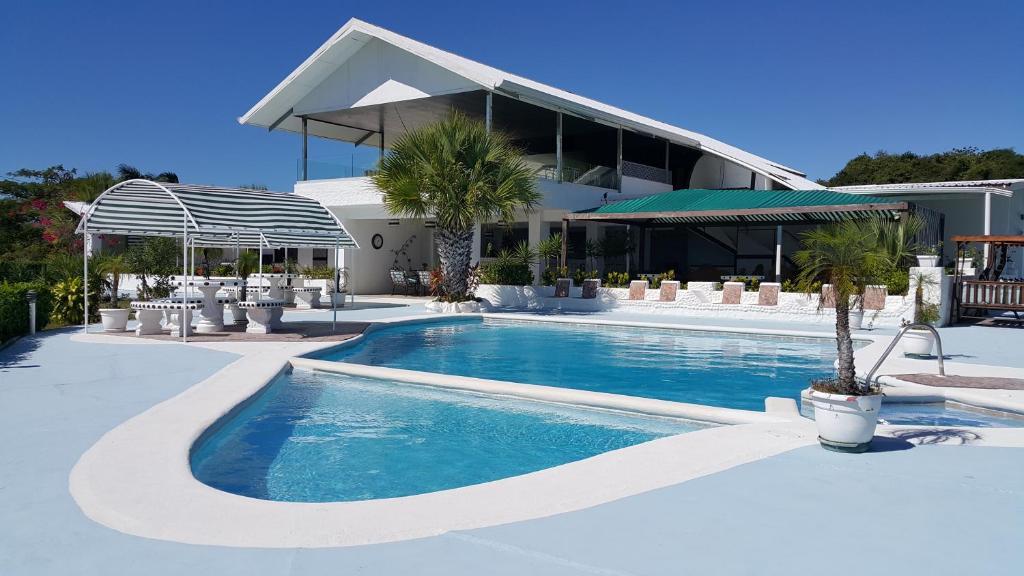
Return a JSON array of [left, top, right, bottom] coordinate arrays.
[[2, 297, 1022, 575]]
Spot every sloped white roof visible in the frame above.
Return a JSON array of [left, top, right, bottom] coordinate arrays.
[[834, 179, 1023, 198], [240, 18, 822, 190]]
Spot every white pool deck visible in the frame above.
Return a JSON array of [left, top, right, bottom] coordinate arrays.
[[2, 297, 1023, 574]]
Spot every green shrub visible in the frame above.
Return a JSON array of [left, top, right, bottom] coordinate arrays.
[[51, 276, 99, 325], [782, 278, 821, 293], [605, 271, 630, 288], [301, 265, 336, 280], [212, 263, 235, 277], [865, 259, 909, 296], [650, 270, 675, 289], [573, 266, 598, 286], [479, 241, 535, 286], [0, 282, 53, 341], [541, 266, 566, 286]]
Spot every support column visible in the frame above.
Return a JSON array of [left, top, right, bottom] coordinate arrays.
[[555, 112, 563, 182], [301, 117, 308, 181], [379, 114, 385, 164], [616, 126, 623, 192], [528, 211, 543, 285], [485, 92, 493, 133], [470, 222, 482, 264], [983, 191, 992, 268], [561, 219, 568, 269], [775, 224, 783, 281]]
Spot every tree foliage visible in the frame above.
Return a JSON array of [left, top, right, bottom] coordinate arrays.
[[821, 147, 1024, 187], [372, 112, 540, 298]]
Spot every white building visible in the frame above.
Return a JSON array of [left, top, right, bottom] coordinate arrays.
[[239, 18, 1023, 290], [837, 179, 1024, 275], [239, 18, 824, 293]]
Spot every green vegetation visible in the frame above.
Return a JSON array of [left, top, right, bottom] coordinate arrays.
[[373, 112, 540, 300], [821, 147, 1024, 187], [479, 241, 535, 286], [0, 282, 53, 342], [795, 220, 886, 395], [604, 271, 630, 288], [124, 237, 178, 300], [649, 270, 676, 289]]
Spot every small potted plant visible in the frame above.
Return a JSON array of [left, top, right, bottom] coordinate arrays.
[[902, 272, 940, 356], [915, 241, 942, 267], [957, 246, 981, 277], [795, 221, 885, 453], [95, 254, 130, 332]]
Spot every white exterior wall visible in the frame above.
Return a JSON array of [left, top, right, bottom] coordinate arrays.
[[333, 218, 433, 294], [688, 155, 756, 189]]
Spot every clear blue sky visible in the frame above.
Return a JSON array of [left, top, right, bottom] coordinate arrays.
[[2, 0, 1021, 191]]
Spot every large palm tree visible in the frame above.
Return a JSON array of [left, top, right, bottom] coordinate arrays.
[[117, 164, 179, 183], [794, 220, 886, 393], [372, 112, 540, 299]]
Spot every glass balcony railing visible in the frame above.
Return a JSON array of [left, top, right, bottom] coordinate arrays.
[[297, 156, 380, 181]]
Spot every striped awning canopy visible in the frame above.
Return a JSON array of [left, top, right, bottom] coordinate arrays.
[[76, 179, 358, 248], [568, 189, 908, 224]]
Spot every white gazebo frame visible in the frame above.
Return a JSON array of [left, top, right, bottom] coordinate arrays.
[[77, 179, 359, 343]]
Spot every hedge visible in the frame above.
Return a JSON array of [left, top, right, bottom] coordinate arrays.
[[0, 282, 53, 342]]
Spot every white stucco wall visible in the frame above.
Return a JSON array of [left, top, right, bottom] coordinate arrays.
[[475, 284, 915, 328], [335, 218, 433, 294], [688, 154, 756, 189]]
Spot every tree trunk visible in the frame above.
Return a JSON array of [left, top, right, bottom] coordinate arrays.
[[834, 295, 858, 390], [435, 228, 475, 299]]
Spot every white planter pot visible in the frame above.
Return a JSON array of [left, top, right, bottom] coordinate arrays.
[[902, 329, 935, 356], [99, 308, 130, 332], [808, 390, 882, 453], [916, 255, 940, 267], [849, 309, 864, 330]]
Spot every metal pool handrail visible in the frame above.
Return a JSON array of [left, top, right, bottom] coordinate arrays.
[[864, 323, 945, 387]]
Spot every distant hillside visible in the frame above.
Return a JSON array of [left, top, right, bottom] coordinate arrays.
[[820, 147, 1024, 187]]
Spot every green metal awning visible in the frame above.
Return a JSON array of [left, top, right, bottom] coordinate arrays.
[[568, 189, 908, 224]]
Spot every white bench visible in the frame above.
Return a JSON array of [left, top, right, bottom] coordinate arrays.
[[285, 286, 322, 309], [237, 299, 286, 334], [130, 301, 201, 336]]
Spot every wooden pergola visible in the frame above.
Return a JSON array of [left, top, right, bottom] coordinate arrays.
[[951, 235, 1024, 323]]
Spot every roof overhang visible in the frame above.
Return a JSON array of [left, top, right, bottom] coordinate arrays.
[[238, 18, 822, 190], [565, 189, 908, 225]]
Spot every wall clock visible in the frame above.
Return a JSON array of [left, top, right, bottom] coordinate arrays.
[[371, 233, 383, 249]]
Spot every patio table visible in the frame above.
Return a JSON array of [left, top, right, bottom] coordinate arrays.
[[257, 273, 297, 300], [169, 277, 242, 333]]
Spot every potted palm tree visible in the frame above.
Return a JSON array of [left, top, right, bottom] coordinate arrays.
[[94, 254, 130, 332], [795, 220, 886, 453], [372, 111, 540, 310], [902, 272, 940, 356]]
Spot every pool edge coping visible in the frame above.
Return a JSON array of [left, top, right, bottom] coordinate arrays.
[[67, 311, 1024, 549]]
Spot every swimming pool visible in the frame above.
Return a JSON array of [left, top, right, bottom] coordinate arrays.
[[191, 370, 705, 502], [316, 317, 842, 411]]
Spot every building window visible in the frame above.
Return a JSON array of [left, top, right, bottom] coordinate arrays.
[[312, 249, 328, 266]]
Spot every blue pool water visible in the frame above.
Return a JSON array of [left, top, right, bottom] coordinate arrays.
[[317, 318, 841, 411], [191, 370, 705, 502]]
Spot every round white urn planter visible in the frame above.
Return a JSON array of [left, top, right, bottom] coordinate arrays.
[[99, 308, 130, 332], [849, 309, 864, 330], [916, 254, 940, 267], [808, 389, 881, 453], [902, 329, 935, 356]]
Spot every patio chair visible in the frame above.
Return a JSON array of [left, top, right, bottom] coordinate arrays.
[[390, 269, 417, 295], [417, 270, 433, 296]]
